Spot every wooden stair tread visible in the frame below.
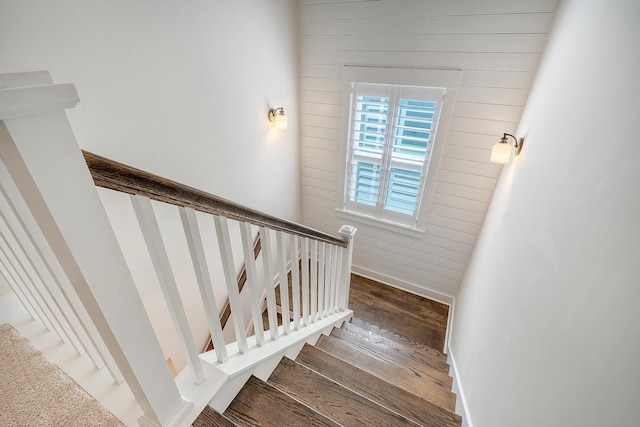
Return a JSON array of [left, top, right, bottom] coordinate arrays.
[[268, 357, 417, 426], [193, 405, 237, 427], [224, 376, 339, 427], [350, 274, 449, 320], [342, 321, 451, 375], [298, 344, 462, 427], [331, 325, 453, 388], [315, 334, 456, 411], [349, 285, 446, 351], [350, 317, 448, 363]]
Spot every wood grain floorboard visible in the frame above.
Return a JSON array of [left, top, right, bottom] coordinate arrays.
[[297, 344, 462, 427], [224, 376, 339, 427], [351, 274, 449, 318], [315, 334, 456, 411], [342, 321, 451, 375], [348, 282, 447, 351], [349, 317, 448, 363], [192, 406, 237, 427], [330, 326, 453, 389], [349, 286, 446, 340], [269, 357, 417, 426]]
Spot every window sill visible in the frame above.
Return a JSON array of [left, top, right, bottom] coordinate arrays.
[[335, 208, 425, 239]]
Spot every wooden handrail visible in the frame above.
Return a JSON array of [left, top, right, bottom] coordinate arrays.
[[83, 151, 348, 248]]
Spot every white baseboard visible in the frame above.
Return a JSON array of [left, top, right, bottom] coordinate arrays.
[[351, 265, 454, 305], [447, 346, 473, 427]]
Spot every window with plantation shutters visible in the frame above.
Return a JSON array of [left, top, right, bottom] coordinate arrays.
[[344, 82, 445, 226]]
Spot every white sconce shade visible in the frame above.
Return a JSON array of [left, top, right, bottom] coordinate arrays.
[[490, 141, 512, 163], [275, 113, 288, 130], [268, 107, 287, 130], [489, 133, 524, 164]]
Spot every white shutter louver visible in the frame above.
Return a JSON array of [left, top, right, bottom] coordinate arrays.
[[345, 83, 444, 226]]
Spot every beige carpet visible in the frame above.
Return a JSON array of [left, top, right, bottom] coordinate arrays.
[[0, 324, 125, 426]]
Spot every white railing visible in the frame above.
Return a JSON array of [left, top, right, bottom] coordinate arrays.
[[0, 71, 356, 426]]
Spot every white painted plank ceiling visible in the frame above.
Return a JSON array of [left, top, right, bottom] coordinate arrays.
[[298, 0, 559, 299]]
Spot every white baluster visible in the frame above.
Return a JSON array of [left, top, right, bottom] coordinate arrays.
[[334, 247, 344, 311], [0, 233, 70, 343], [180, 207, 227, 363], [300, 237, 310, 327], [0, 216, 90, 359], [131, 195, 205, 384], [239, 222, 265, 346], [0, 264, 37, 320], [325, 245, 333, 317], [0, 255, 48, 327], [213, 216, 247, 353], [310, 239, 318, 322], [259, 227, 279, 340], [317, 242, 325, 320], [290, 235, 301, 330], [275, 231, 291, 334], [0, 169, 120, 381], [329, 245, 338, 314]]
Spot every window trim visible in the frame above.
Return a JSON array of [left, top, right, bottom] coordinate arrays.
[[336, 66, 462, 232]]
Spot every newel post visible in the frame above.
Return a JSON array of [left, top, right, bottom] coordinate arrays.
[[338, 225, 357, 311], [0, 71, 191, 427]]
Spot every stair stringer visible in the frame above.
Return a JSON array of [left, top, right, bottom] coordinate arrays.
[[179, 309, 353, 417]]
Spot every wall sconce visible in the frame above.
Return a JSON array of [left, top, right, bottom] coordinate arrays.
[[490, 133, 524, 164], [268, 107, 288, 130]]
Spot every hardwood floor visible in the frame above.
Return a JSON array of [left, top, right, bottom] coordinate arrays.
[[348, 274, 449, 351]]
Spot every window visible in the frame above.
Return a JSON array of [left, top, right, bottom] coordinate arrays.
[[343, 82, 445, 227]]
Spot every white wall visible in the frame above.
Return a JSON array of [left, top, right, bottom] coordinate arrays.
[[0, 0, 300, 371], [0, 0, 300, 219], [298, 0, 558, 299], [450, 0, 640, 425]]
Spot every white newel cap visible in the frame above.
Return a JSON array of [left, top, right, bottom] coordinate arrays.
[[0, 71, 78, 120], [338, 224, 358, 238]]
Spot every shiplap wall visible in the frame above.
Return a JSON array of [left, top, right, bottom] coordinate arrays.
[[298, 0, 559, 299]]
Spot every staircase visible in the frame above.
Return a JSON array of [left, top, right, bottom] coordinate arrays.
[[194, 277, 462, 427], [1, 71, 459, 426]]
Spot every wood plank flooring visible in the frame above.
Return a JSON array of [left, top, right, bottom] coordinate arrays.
[[348, 274, 449, 351]]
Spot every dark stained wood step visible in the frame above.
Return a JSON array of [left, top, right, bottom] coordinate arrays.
[[349, 287, 446, 351], [224, 376, 339, 427], [268, 357, 418, 426], [350, 274, 449, 319], [342, 321, 450, 375], [315, 334, 456, 412], [193, 405, 237, 427], [348, 274, 449, 351], [350, 317, 449, 364], [297, 344, 462, 427], [331, 325, 453, 389]]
